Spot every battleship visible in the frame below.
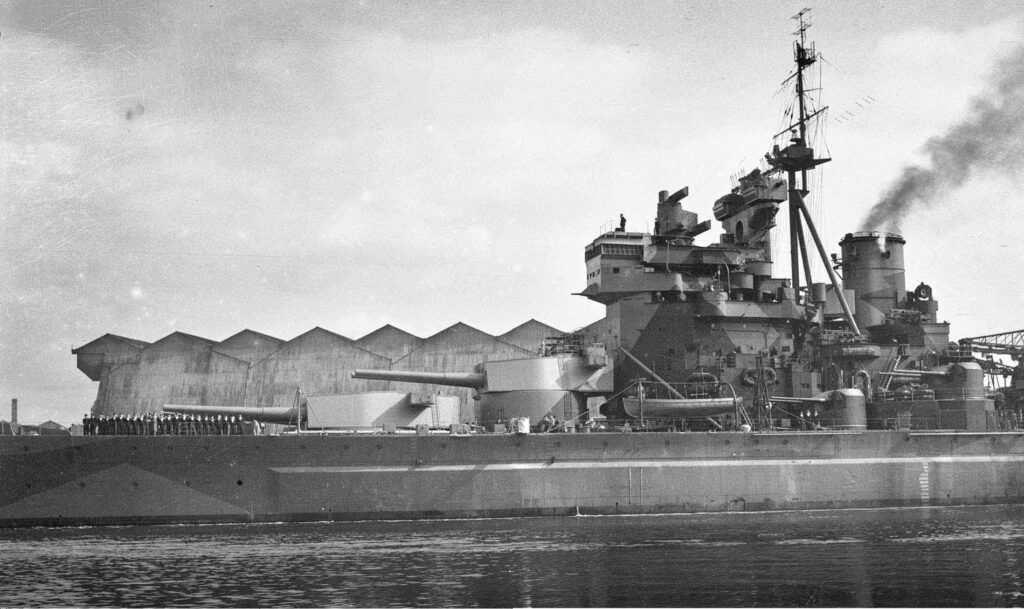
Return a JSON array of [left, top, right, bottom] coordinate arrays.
[[3, 16, 1024, 528]]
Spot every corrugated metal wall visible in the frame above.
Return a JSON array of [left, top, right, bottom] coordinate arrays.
[[354, 325, 424, 363], [215, 330, 284, 365], [498, 319, 564, 353], [72, 334, 148, 381], [244, 328, 391, 409], [72, 334, 150, 412], [76, 319, 565, 421], [101, 333, 249, 415]]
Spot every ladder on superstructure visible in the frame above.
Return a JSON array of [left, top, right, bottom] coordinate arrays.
[[879, 345, 905, 391], [753, 351, 774, 430]]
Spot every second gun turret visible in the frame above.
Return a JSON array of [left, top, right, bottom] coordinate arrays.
[[352, 348, 614, 427]]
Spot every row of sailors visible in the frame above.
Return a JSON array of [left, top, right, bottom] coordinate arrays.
[[82, 413, 259, 436]]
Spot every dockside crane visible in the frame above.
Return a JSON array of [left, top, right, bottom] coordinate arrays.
[[958, 330, 1024, 408]]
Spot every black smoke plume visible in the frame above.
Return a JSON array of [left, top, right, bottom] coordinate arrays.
[[860, 43, 1024, 232]]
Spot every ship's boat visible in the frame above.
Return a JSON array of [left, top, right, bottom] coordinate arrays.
[[4, 12, 1024, 528], [621, 396, 737, 419]]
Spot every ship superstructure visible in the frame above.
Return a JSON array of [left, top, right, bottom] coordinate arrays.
[[574, 10, 990, 433]]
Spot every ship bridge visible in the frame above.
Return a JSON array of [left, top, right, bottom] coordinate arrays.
[[581, 232, 651, 304]]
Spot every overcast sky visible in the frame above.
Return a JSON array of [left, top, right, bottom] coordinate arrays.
[[3, 1, 1024, 425]]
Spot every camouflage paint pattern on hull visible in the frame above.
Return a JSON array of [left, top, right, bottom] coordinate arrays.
[[4, 431, 1024, 528]]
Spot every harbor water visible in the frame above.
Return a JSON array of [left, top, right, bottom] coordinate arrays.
[[3, 505, 1024, 607]]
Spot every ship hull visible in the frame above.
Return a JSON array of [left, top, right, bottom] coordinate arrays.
[[3, 431, 1024, 528]]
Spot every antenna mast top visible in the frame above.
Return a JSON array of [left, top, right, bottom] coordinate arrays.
[[792, 8, 816, 143], [766, 10, 859, 336], [769, 7, 826, 174], [793, 8, 812, 47]]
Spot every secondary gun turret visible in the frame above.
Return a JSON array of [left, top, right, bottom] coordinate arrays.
[[878, 362, 986, 400], [770, 388, 867, 430]]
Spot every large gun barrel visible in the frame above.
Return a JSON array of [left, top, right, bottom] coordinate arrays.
[[352, 369, 486, 388], [163, 404, 302, 424], [771, 388, 865, 404], [878, 369, 950, 378]]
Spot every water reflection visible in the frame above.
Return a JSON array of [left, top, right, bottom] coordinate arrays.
[[1, 506, 1023, 607]]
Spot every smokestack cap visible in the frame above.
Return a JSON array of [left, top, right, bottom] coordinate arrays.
[[840, 231, 906, 245]]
